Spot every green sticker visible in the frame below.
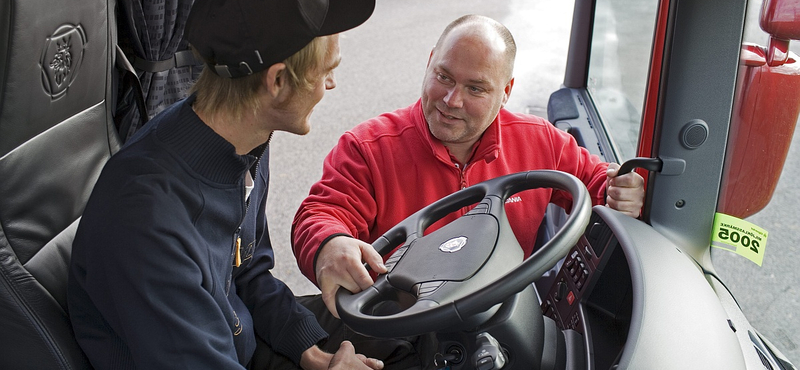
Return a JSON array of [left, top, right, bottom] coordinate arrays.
[[711, 213, 768, 266]]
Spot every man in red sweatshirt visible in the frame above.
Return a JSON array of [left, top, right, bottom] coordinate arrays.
[[293, 15, 644, 324]]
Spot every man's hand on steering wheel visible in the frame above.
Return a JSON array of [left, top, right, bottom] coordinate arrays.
[[335, 171, 592, 338], [315, 236, 388, 318]]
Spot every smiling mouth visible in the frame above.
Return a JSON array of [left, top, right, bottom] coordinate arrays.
[[437, 108, 461, 122]]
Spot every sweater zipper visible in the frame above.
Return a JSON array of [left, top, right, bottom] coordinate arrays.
[[232, 164, 255, 272], [454, 162, 473, 218], [454, 162, 469, 190], [226, 227, 241, 296], [227, 167, 250, 295], [230, 133, 270, 275]]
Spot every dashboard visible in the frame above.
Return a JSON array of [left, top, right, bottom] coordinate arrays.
[[539, 206, 749, 369], [542, 211, 631, 369]]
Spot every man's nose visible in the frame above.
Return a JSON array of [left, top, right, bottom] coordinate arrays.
[[443, 87, 463, 108]]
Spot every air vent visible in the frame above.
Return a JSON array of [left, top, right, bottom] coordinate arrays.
[[749, 330, 778, 370], [585, 213, 612, 257], [754, 345, 774, 370]]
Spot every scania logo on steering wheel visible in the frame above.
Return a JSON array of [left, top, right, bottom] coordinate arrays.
[[439, 236, 468, 253]]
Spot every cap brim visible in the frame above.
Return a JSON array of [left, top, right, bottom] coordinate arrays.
[[319, 0, 376, 35]]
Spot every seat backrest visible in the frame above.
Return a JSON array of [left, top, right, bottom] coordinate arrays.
[[0, 0, 120, 367]]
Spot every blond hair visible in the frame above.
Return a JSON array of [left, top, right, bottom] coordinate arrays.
[[191, 36, 330, 120]]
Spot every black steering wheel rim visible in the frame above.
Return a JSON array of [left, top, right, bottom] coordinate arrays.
[[336, 170, 592, 338]]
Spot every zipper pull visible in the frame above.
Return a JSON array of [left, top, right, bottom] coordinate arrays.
[[234, 237, 242, 267]]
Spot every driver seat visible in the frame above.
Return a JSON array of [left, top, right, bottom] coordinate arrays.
[[0, 0, 121, 367]]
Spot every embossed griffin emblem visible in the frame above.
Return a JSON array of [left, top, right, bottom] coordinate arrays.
[[40, 24, 86, 99]]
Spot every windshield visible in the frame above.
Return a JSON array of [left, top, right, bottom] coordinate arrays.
[[586, 0, 659, 161]]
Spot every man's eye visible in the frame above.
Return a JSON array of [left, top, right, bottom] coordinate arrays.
[[437, 73, 450, 82], [469, 86, 484, 93]]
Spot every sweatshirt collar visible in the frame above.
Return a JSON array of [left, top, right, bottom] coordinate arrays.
[[412, 99, 500, 166], [155, 94, 262, 184]]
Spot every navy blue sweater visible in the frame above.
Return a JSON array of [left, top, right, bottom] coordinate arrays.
[[68, 95, 327, 369]]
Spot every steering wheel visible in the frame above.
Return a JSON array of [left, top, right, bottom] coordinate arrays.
[[336, 170, 592, 338]]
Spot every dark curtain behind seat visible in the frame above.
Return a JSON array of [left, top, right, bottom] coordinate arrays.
[[116, 0, 202, 142]]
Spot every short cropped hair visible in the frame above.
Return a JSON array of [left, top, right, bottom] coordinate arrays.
[[436, 15, 517, 81], [190, 35, 330, 120]]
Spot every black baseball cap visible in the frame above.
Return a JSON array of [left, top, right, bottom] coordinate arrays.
[[186, 0, 376, 78]]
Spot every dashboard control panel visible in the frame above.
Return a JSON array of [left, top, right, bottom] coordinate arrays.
[[541, 214, 615, 333]]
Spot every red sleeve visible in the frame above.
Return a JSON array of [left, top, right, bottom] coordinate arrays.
[[547, 126, 609, 209], [291, 131, 378, 285]]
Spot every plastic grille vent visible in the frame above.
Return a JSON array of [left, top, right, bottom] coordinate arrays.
[[585, 213, 612, 257], [755, 346, 774, 370]]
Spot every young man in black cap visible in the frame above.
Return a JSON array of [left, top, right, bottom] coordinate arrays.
[[67, 0, 382, 369]]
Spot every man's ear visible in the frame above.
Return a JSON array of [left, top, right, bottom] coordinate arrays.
[[501, 77, 515, 106], [265, 62, 289, 99]]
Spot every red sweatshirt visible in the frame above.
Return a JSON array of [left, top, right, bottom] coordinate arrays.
[[292, 99, 608, 285]]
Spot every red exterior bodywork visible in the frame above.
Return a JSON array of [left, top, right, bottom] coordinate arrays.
[[718, 44, 800, 217]]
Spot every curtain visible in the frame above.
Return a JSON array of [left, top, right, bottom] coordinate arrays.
[[115, 0, 202, 142]]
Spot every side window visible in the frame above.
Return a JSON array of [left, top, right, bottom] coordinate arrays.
[[586, 0, 659, 161]]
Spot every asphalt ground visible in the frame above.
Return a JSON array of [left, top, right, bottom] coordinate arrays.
[[265, 0, 799, 364]]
